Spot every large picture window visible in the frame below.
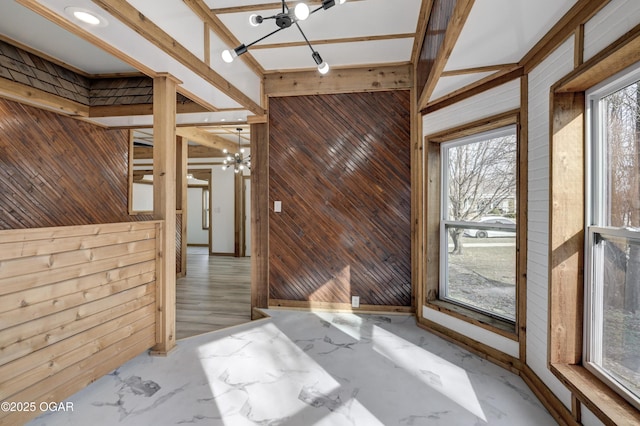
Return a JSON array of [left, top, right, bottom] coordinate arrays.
[[586, 64, 640, 410], [439, 126, 517, 322]]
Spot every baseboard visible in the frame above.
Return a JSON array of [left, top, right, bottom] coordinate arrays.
[[268, 299, 413, 314], [520, 365, 577, 426], [416, 317, 576, 425], [416, 317, 521, 374]]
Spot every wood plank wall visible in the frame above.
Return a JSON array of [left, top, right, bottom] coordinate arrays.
[[0, 97, 154, 229], [268, 91, 412, 307], [0, 221, 159, 425]]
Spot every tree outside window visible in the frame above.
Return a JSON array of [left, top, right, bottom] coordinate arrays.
[[586, 70, 640, 410], [440, 126, 517, 322]]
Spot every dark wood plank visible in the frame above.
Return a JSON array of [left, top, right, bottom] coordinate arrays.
[[268, 91, 412, 307]]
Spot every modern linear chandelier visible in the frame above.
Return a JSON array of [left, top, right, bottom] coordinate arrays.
[[222, 128, 251, 173], [221, 0, 347, 74]]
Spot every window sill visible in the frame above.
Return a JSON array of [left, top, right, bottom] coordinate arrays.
[[551, 363, 640, 425], [425, 299, 517, 340]]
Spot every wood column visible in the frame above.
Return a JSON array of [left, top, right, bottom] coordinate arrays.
[[234, 171, 244, 257], [250, 119, 269, 316], [151, 73, 180, 355], [411, 85, 424, 315], [177, 135, 188, 277]]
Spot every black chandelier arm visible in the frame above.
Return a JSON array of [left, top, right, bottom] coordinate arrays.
[[293, 21, 316, 54], [245, 26, 287, 49]]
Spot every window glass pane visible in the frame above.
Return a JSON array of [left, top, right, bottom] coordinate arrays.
[[446, 133, 516, 222], [601, 80, 640, 228], [445, 225, 516, 321], [592, 233, 640, 403], [441, 127, 517, 322]]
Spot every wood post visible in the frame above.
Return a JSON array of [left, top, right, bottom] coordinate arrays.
[[151, 73, 180, 355], [176, 135, 188, 277], [250, 120, 269, 315]]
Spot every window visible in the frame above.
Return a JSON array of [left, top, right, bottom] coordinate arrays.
[[439, 126, 517, 322], [586, 64, 640, 410], [202, 188, 210, 230]]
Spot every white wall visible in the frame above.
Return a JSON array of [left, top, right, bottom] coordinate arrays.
[[211, 166, 235, 254], [526, 35, 575, 409], [421, 2, 639, 421], [422, 79, 521, 358], [132, 182, 153, 211], [187, 186, 208, 245]]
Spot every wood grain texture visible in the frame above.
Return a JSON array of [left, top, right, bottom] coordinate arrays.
[[416, 0, 457, 98], [176, 248, 251, 340], [0, 97, 154, 229], [268, 91, 411, 306], [0, 222, 158, 425]]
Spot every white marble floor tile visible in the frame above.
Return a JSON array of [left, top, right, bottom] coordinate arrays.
[[28, 310, 556, 425]]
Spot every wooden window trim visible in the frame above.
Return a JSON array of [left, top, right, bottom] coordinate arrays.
[[548, 28, 640, 425], [424, 110, 523, 340]]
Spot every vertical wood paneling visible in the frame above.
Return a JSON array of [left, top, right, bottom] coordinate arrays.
[[269, 91, 411, 307]]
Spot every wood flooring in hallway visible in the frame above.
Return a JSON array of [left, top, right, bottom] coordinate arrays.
[[176, 247, 251, 340]]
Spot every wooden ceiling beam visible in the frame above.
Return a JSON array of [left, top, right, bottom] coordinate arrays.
[[91, 0, 264, 116], [417, 0, 475, 111], [175, 127, 239, 152], [422, 65, 523, 114], [264, 64, 412, 97], [0, 77, 89, 117], [519, 0, 611, 73], [250, 33, 415, 50], [183, 0, 265, 77], [411, 0, 434, 65], [89, 102, 210, 118], [211, 0, 368, 14]]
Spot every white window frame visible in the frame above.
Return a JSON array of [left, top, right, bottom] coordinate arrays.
[[439, 125, 517, 323], [585, 62, 640, 410]]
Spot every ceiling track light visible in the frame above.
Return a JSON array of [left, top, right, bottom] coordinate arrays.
[[221, 0, 346, 74]]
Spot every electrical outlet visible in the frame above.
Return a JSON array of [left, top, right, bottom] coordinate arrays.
[[351, 296, 360, 308]]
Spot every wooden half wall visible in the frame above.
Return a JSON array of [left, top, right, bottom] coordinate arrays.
[[0, 221, 159, 425], [268, 91, 412, 308]]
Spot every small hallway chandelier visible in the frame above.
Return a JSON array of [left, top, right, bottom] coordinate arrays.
[[221, 0, 347, 74], [222, 128, 251, 173]]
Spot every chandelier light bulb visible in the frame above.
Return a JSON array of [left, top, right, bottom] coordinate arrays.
[[318, 61, 330, 74], [249, 14, 263, 27], [294, 3, 310, 20], [221, 49, 236, 63]]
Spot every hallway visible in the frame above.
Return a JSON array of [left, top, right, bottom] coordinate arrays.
[[176, 247, 251, 340]]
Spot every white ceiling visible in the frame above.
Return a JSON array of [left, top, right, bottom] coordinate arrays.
[[0, 0, 580, 128]]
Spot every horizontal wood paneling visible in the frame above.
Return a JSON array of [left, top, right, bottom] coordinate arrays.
[[0, 221, 158, 425], [269, 91, 411, 307]]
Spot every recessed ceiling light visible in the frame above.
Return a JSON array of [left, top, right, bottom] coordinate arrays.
[[221, 118, 226, 122], [65, 7, 108, 27]]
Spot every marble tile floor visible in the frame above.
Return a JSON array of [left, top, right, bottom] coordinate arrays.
[[29, 310, 556, 425]]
